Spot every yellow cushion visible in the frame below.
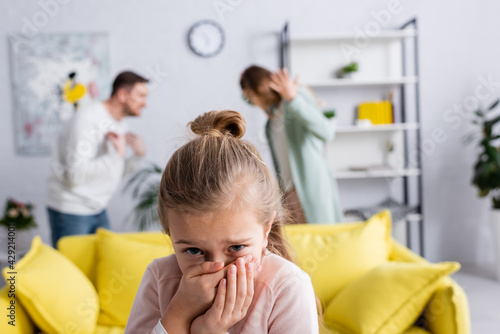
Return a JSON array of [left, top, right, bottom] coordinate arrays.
[[404, 327, 431, 334], [0, 286, 35, 334], [424, 277, 471, 334], [320, 325, 431, 334], [58, 231, 173, 286], [38, 324, 126, 334], [58, 234, 99, 285], [390, 240, 471, 334], [96, 229, 174, 326], [324, 261, 461, 334], [1, 236, 99, 334], [94, 324, 126, 334], [284, 210, 392, 306]]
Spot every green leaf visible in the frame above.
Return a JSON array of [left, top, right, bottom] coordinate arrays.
[[323, 110, 336, 119], [123, 162, 163, 231], [489, 99, 500, 111], [462, 130, 479, 145]]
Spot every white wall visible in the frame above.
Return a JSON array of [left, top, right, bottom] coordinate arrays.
[[1, 0, 499, 269]]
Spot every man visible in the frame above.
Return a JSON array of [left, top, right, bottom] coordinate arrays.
[[46, 71, 148, 247]]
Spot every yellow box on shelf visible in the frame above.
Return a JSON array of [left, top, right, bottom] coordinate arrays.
[[358, 101, 393, 124]]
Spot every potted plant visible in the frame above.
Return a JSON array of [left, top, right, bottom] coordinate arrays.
[[323, 109, 337, 130], [0, 198, 37, 230], [323, 110, 336, 119], [336, 62, 358, 79], [123, 162, 163, 231], [0, 198, 37, 253], [464, 98, 500, 280]]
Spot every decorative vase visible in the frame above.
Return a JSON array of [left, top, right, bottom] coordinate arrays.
[[16, 229, 34, 254], [490, 209, 500, 281], [329, 117, 337, 131], [0, 226, 34, 257], [336, 70, 356, 79]]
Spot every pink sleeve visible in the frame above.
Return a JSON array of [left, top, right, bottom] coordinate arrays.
[[124, 264, 162, 334], [268, 272, 319, 333]]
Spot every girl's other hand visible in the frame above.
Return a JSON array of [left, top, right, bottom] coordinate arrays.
[[190, 258, 261, 334], [269, 68, 299, 103], [167, 255, 259, 322]]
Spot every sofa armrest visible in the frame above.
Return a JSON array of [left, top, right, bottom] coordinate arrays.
[[0, 286, 35, 334], [389, 238, 471, 334], [423, 277, 471, 334]]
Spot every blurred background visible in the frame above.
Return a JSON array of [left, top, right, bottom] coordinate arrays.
[[1, 0, 499, 284]]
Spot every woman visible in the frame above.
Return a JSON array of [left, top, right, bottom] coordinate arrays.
[[240, 65, 343, 224]]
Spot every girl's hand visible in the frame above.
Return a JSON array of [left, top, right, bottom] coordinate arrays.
[[168, 256, 258, 322], [190, 258, 260, 334], [168, 261, 227, 323], [269, 68, 299, 102], [161, 261, 226, 334]]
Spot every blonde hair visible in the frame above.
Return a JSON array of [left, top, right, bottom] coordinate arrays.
[[157, 110, 292, 262]]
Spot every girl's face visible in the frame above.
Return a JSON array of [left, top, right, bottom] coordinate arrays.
[[167, 205, 274, 273]]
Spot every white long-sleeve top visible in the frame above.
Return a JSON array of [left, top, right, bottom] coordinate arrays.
[[46, 102, 142, 215]]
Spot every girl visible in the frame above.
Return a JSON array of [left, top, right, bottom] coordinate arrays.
[[125, 110, 319, 333], [240, 66, 343, 224]]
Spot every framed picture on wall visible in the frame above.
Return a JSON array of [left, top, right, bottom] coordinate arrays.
[[8, 33, 110, 155]]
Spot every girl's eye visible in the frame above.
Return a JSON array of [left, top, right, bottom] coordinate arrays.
[[184, 248, 203, 256], [230, 245, 245, 252]]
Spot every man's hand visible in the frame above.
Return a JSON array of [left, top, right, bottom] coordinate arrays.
[[125, 132, 146, 157], [106, 132, 126, 157], [269, 68, 299, 102]]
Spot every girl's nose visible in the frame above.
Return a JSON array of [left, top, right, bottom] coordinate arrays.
[[206, 254, 233, 266]]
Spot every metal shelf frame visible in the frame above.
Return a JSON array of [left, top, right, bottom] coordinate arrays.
[[279, 18, 425, 256]]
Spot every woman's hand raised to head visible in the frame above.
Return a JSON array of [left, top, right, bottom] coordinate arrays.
[[269, 68, 299, 103], [190, 257, 261, 334]]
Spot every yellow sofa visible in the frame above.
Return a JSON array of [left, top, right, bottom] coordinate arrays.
[[0, 211, 470, 334]]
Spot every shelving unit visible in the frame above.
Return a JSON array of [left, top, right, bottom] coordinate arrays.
[[289, 29, 417, 42], [303, 77, 418, 88], [335, 168, 421, 180], [336, 123, 419, 133], [280, 18, 424, 256]]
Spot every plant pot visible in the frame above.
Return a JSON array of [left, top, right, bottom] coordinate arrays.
[[329, 118, 337, 131], [336, 70, 357, 79], [0, 226, 34, 257], [16, 229, 35, 254], [490, 209, 500, 281]]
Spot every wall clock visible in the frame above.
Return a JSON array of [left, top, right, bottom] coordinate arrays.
[[188, 20, 225, 58]]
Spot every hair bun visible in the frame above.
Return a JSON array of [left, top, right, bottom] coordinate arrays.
[[189, 110, 246, 139]]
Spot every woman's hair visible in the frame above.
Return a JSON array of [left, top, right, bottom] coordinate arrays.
[[157, 110, 293, 261], [240, 65, 282, 107]]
